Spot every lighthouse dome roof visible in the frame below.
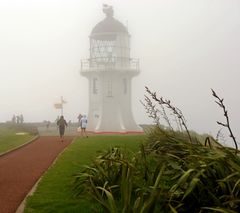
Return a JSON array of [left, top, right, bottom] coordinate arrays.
[[91, 16, 128, 35]]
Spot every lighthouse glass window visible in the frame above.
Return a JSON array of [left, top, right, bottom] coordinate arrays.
[[91, 39, 116, 64], [93, 78, 98, 94], [107, 80, 113, 97], [123, 78, 127, 94]]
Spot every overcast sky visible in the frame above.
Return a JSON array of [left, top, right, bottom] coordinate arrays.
[[0, 0, 240, 145]]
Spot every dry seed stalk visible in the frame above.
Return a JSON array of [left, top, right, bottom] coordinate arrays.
[[211, 89, 238, 154], [145, 86, 192, 143]]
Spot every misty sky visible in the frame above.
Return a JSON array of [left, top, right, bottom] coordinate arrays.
[[0, 0, 240, 146]]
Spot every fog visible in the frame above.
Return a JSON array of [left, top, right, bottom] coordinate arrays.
[[0, 0, 240, 145]]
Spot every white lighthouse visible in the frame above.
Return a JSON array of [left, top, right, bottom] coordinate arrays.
[[81, 5, 141, 133]]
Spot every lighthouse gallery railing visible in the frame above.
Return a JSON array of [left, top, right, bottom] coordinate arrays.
[[81, 57, 140, 72]]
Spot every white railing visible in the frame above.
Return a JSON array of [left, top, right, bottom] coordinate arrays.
[[81, 57, 140, 72]]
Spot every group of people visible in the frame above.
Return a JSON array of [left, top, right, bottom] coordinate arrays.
[[12, 114, 24, 124], [56, 113, 88, 142]]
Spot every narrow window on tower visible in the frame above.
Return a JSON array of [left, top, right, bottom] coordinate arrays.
[[107, 80, 113, 97], [93, 78, 98, 94], [123, 78, 127, 94]]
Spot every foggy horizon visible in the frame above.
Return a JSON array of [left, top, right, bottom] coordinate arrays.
[[1, 0, 240, 146]]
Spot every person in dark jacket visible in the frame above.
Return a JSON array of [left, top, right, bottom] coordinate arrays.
[[57, 115, 68, 142]]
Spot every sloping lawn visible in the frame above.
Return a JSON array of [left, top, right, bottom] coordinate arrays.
[[24, 135, 145, 213], [0, 127, 35, 154]]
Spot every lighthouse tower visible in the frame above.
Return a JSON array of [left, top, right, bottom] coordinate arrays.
[[81, 5, 141, 133]]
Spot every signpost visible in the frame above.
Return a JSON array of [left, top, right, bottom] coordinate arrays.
[[54, 96, 67, 115]]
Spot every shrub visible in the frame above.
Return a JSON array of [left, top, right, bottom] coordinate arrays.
[[144, 126, 240, 212]]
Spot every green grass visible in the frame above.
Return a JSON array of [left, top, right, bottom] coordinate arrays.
[[24, 134, 145, 213], [0, 127, 35, 154]]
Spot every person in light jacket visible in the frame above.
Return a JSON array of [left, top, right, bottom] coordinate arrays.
[[80, 115, 88, 138]]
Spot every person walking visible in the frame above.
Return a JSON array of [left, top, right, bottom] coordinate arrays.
[[12, 114, 16, 123], [46, 121, 51, 130], [57, 115, 68, 142], [77, 113, 82, 126], [80, 115, 88, 138]]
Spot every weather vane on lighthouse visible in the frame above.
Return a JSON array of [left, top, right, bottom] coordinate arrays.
[[102, 4, 113, 17], [80, 5, 142, 133]]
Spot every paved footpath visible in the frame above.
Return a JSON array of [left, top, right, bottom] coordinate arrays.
[[0, 136, 74, 213]]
